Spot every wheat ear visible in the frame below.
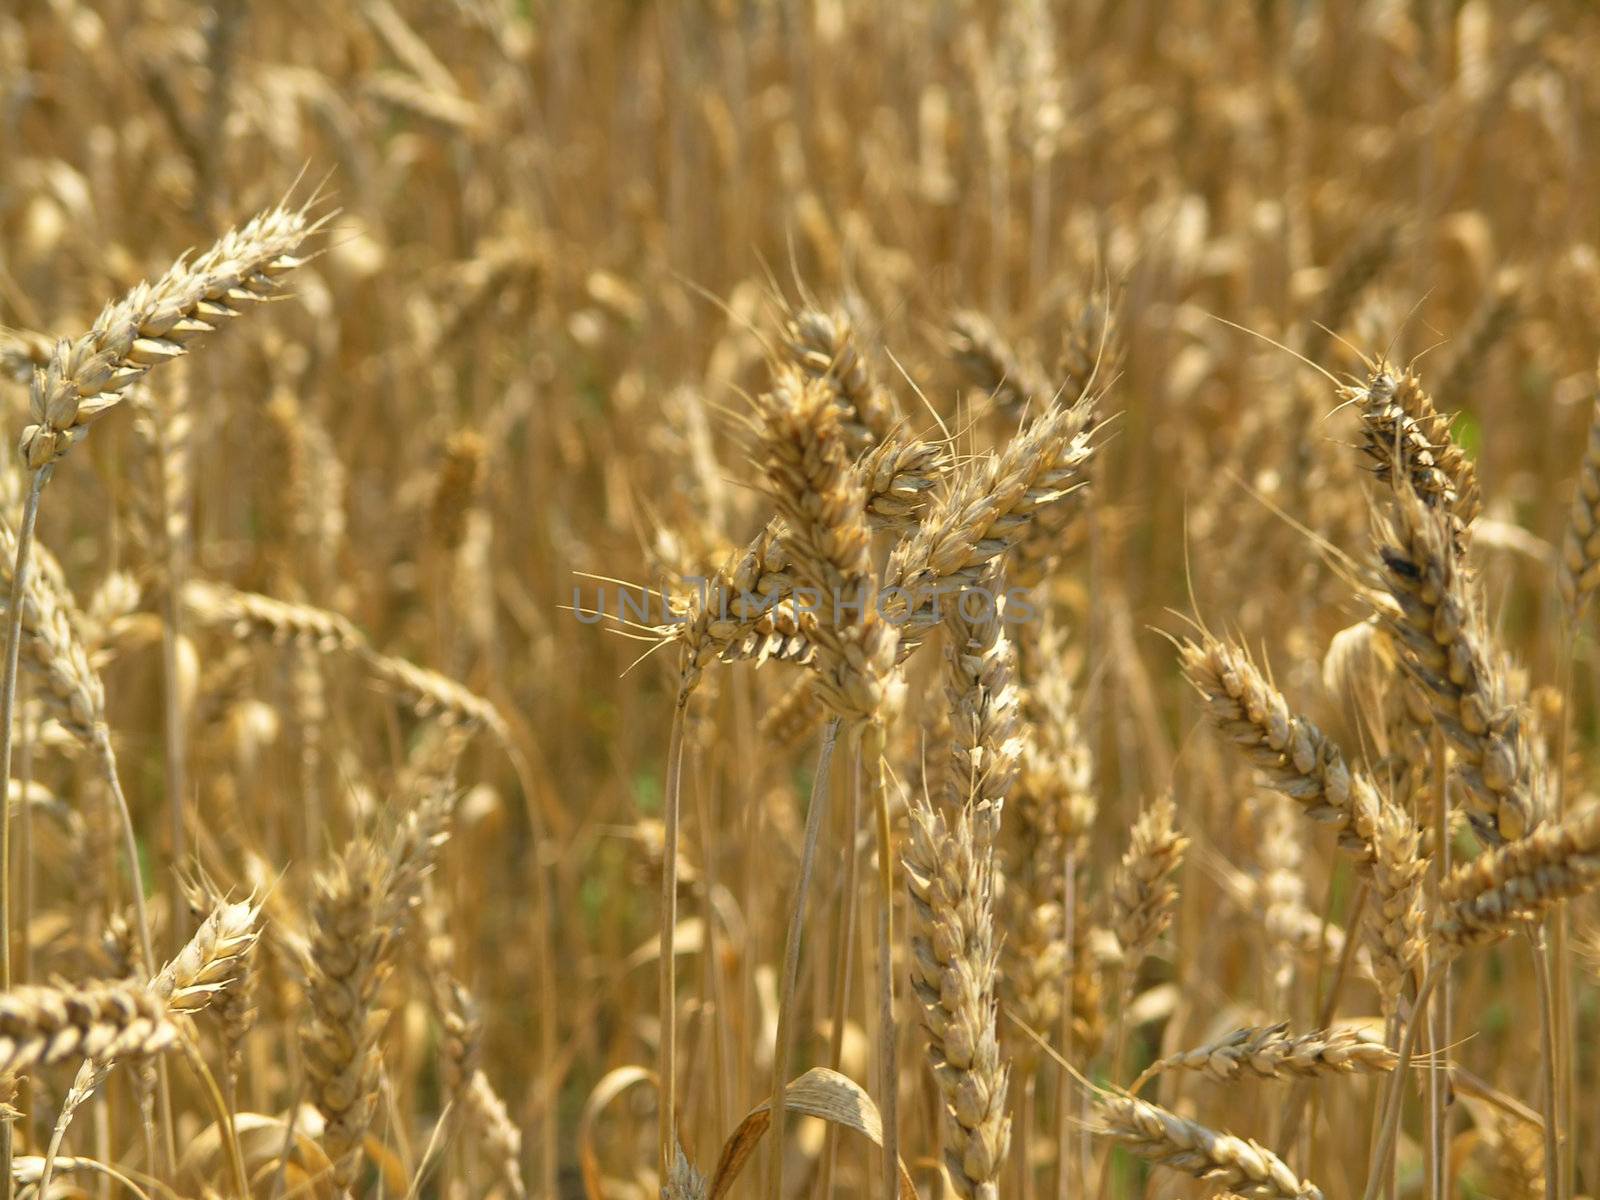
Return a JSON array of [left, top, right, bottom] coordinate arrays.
[[300, 841, 393, 1194], [753, 368, 899, 1200], [886, 395, 1094, 642], [1180, 633, 1423, 1011], [1559, 364, 1600, 620], [1345, 361, 1481, 539], [21, 202, 316, 467], [1436, 804, 1600, 948], [151, 896, 261, 1016], [1109, 793, 1188, 1084], [0, 982, 176, 1075], [905, 793, 1011, 1200], [1375, 485, 1545, 842], [432, 975, 526, 1200], [784, 305, 898, 454], [1141, 1021, 1395, 1084], [950, 309, 1052, 411], [1092, 1093, 1323, 1199]]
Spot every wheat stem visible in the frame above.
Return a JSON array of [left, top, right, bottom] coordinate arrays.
[[816, 749, 864, 1200], [658, 686, 689, 1187], [1364, 964, 1444, 1200], [862, 721, 899, 1200], [0, 468, 43, 1200], [767, 717, 839, 1200], [1526, 924, 1560, 1200]]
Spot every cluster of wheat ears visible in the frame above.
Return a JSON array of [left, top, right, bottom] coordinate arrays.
[[3, 2, 1600, 1200]]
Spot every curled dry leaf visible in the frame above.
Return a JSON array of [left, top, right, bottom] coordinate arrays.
[[708, 1068, 917, 1200]]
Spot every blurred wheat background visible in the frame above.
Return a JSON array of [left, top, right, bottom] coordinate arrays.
[[2, 2, 1600, 1199]]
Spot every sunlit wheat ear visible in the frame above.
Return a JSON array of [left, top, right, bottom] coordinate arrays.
[[1436, 803, 1600, 949], [151, 896, 260, 1016], [904, 794, 1010, 1200], [22, 201, 319, 468], [942, 575, 1022, 848], [1374, 484, 1545, 843], [754, 367, 895, 724], [886, 394, 1095, 642], [1111, 792, 1188, 978], [861, 434, 949, 533], [1343, 360, 1480, 540], [178, 878, 258, 1090], [1146, 1022, 1396, 1083], [784, 305, 898, 454], [301, 840, 393, 1194], [1091, 1093, 1324, 1199], [1559, 365, 1600, 619], [1178, 633, 1382, 860], [0, 983, 176, 1075]]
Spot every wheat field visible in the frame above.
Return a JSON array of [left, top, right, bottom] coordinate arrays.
[[1, 2, 1599, 1199]]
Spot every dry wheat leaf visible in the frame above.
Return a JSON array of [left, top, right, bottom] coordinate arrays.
[[708, 1068, 917, 1200], [579, 1065, 660, 1200]]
